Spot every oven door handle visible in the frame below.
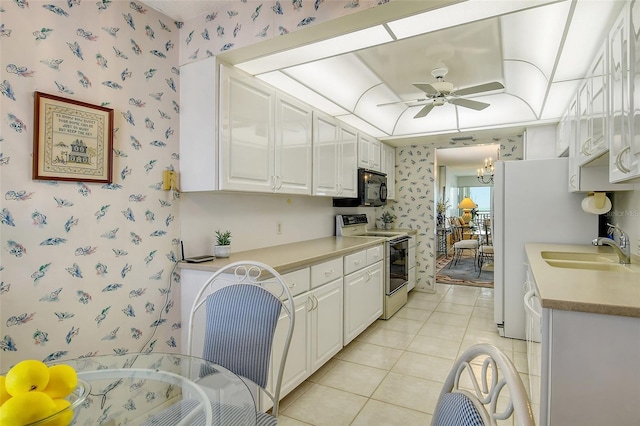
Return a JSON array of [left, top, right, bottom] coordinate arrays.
[[389, 236, 410, 244]]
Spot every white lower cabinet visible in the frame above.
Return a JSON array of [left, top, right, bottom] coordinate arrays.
[[343, 261, 383, 345], [525, 264, 640, 426], [181, 245, 387, 408], [309, 278, 344, 372], [269, 292, 310, 402]]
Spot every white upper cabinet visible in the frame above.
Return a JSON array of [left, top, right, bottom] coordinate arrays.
[[219, 64, 275, 192], [339, 125, 358, 197], [274, 93, 313, 195], [312, 112, 357, 197], [357, 134, 381, 172], [609, 3, 640, 181], [218, 64, 312, 194], [576, 46, 609, 167], [381, 143, 396, 200]]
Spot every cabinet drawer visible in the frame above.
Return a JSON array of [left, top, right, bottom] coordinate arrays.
[[344, 250, 367, 275], [311, 258, 343, 288], [367, 245, 384, 265], [281, 268, 311, 298]]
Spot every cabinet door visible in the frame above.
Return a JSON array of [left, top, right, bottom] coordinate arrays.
[[628, 0, 640, 178], [312, 113, 339, 196], [338, 125, 358, 197], [310, 279, 343, 372], [609, 10, 635, 182], [219, 65, 275, 192], [567, 98, 580, 192], [275, 93, 312, 195], [577, 80, 592, 164], [269, 293, 310, 400], [382, 144, 396, 200], [370, 139, 382, 171], [590, 48, 608, 156], [357, 134, 371, 169], [343, 262, 383, 345]]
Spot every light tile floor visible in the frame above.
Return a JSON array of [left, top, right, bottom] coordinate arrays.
[[277, 283, 532, 426]]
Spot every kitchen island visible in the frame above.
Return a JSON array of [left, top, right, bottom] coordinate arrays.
[[525, 243, 640, 426]]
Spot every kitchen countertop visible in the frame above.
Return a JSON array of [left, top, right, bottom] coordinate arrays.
[[179, 236, 388, 275], [526, 243, 640, 317]]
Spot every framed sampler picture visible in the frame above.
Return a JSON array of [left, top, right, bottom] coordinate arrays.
[[33, 91, 114, 183]]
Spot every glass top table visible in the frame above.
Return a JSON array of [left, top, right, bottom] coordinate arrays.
[[48, 352, 257, 426]]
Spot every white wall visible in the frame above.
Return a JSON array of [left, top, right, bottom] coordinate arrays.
[[524, 125, 558, 159], [180, 192, 381, 256]]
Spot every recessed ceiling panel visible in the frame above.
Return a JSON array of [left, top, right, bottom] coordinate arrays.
[[457, 94, 536, 129], [500, 1, 571, 79], [394, 103, 459, 136], [284, 53, 381, 111], [503, 61, 548, 118], [357, 19, 503, 102]]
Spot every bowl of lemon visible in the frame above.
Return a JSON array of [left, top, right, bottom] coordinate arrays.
[[0, 359, 90, 426]]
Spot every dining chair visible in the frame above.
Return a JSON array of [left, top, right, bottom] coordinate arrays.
[[431, 343, 535, 426], [187, 261, 296, 425], [448, 218, 479, 269], [477, 218, 494, 277]]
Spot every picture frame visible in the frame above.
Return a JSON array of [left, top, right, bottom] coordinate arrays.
[[33, 91, 114, 183]]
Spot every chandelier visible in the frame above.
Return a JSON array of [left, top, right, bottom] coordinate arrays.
[[477, 157, 494, 184]]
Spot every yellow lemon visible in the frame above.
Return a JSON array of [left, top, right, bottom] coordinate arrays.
[[43, 365, 77, 399], [0, 376, 11, 406], [0, 391, 56, 425], [5, 359, 50, 396], [39, 399, 73, 426]]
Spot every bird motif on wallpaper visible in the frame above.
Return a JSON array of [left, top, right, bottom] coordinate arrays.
[[102, 283, 123, 292], [129, 39, 141, 56], [55, 312, 75, 321], [40, 288, 63, 302]]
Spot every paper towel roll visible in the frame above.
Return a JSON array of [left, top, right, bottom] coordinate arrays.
[[581, 193, 612, 214]]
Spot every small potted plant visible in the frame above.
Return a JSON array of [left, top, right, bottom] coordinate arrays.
[[214, 229, 232, 258], [380, 210, 396, 230]]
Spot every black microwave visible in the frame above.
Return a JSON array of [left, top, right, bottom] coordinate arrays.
[[333, 168, 387, 207]]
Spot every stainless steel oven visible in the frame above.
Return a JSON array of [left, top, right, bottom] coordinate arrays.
[[387, 235, 409, 295]]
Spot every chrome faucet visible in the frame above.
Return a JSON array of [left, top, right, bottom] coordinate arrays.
[[592, 223, 631, 264]]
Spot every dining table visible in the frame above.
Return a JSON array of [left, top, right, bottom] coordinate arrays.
[[48, 352, 258, 426]]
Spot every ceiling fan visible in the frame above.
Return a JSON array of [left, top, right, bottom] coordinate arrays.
[[379, 67, 505, 119]]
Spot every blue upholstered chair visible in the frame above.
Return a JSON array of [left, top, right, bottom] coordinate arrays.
[[187, 261, 295, 425], [432, 344, 535, 426]]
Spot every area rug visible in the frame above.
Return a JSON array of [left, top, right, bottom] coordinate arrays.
[[436, 255, 494, 288]]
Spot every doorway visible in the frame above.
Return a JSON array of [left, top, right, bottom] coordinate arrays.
[[435, 144, 497, 287]]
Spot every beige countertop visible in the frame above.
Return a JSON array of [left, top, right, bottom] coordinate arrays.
[[179, 236, 388, 275], [526, 243, 640, 317]]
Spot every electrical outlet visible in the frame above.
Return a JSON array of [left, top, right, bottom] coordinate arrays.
[[277, 222, 282, 234]]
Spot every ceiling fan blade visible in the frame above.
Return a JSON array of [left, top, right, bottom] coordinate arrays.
[[413, 103, 435, 118], [453, 81, 504, 96], [413, 83, 439, 96], [377, 98, 429, 107], [449, 98, 490, 111]]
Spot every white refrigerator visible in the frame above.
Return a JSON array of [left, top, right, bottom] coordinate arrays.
[[493, 158, 598, 340]]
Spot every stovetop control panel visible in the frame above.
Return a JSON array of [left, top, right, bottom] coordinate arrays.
[[338, 214, 368, 226]]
